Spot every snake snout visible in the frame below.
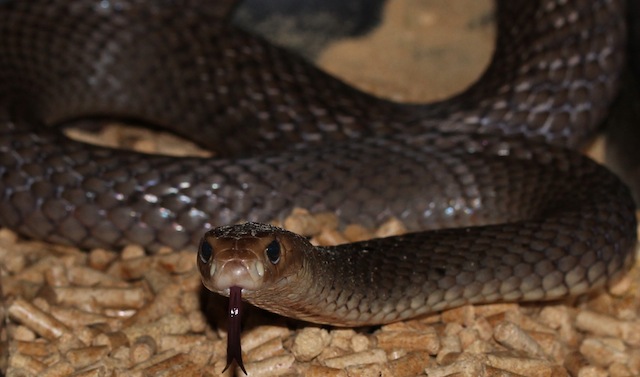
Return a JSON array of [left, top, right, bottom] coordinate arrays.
[[208, 257, 265, 292]]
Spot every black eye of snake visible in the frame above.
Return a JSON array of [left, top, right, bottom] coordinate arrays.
[[199, 239, 213, 264], [265, 240, 281, 265]]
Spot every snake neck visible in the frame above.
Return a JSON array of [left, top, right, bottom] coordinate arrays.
[[238, 245, 323, 322], [243, 244, 411, 327]]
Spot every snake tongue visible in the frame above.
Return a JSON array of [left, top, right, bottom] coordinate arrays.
[[222, 286, 246, 374]]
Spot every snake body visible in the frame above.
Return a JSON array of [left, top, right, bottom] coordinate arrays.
[[0, 0, 637, 326]]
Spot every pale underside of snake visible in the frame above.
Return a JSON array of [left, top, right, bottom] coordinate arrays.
[[0, 0, 638, 373]]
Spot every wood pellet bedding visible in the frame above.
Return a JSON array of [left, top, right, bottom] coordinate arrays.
[[1, 207, 639, 376]]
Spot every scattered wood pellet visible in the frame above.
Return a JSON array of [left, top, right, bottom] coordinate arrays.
[[120, 244, 146, 260], [302, 364, 347, 377], [8, 298, 72, 341], [349, 333, 370, 352], [44, 265, 69, 287], [579, 337, 629, 368], [576, 310, 640, 347], [49, 286, 146, 310], [8, 353, 47, 375], [124, 280, 184, 326], [342, 224, 373, 242], [94, 331, 130, 350], [441, 304, 476, 325], [245, 336, 285, 362], [436, 335, 462, 363], [65, 346, 110, 369], [40, 360, 75, 377], [128, 349, 183, 372], [11, 326, 36, 342], [539, 305, 579, 346], [87, 248, 118, 271], [577, 365, 608, 377], [139, 353, 201, 376], [130, 335, 157, 365], [158, 334, 205, 353], [322, 349, 387, 369], [375, 327, 440, 354], [386, 350, 433, 377], [313, 228, 350, 246], [67, 265, 127, 287], [609, 362, 633, 377], [243, 354, 296, 376], [312, 212, 340, 231], [374, 217, 407, 238], [493, 321, 547, 358], [484, 353, 559, 376], [283, 208, 322, 236], [13, 340, 54, 358], [240, 325, 290, 353], [122, 314, 191, 342], [291, 327, 332, 361]]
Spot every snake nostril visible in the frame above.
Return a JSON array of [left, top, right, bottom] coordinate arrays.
[[265, 240, 281, 265], [199, 239, 214, 265]]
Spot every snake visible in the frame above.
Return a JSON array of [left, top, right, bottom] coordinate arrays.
[[0, 0, 638, 372]]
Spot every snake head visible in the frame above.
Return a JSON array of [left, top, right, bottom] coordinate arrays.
[[197, 222, 309, 374], [197, 222, 306, 297]]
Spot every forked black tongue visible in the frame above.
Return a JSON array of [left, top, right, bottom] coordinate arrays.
[[222, 286, 246, 374]]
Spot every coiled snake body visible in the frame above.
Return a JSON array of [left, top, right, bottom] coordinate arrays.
[[0, 0, 637, 338]]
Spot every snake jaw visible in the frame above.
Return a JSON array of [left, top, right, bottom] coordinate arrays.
[[210, 258, 265, 292]]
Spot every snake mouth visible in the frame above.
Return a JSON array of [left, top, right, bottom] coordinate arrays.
[[207, 258, 265, 293]]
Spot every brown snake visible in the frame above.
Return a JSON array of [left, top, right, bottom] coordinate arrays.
[[0, 0, 638, 372]]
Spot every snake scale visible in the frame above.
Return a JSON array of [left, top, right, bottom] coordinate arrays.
[[0, 0, 638, 366]]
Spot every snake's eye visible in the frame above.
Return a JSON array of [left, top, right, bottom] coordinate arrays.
[[199, 239, 213, 264], [265, 240, 281, 265]]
